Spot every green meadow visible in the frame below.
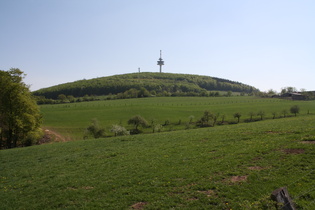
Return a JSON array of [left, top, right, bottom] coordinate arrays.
[[1, 114, 315, 209], [40, 96, 315, 140], [2, 96, 315, 209]]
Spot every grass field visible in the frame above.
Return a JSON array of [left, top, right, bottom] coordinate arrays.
[[40, 96, 315, 140], [1, 114, 315, 209]]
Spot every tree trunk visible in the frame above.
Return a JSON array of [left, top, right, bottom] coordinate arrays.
[[7, 128, 13, 148]]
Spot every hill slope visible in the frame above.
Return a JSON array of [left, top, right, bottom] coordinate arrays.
[[33, 72, 259, 99], [1, 115, 315, 209]]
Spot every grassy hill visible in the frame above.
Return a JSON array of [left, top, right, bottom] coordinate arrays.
[[1, 115, 315, 209], [33, 72, 259, 99]]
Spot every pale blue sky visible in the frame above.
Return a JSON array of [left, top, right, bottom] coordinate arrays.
[[1, 0, 314, 92]]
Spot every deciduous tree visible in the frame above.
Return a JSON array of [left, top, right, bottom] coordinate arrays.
[[234, 112, 241, 123], [257, 111, 265, 120], [128, 115, 148, 131], [248, 112, 255, 121], [290, 105, 300, 117], [85, 118, 105, 139], [0, 68, 42, 149]]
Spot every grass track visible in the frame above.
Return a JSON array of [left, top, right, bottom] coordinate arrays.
[[1, 115, 315, 209]]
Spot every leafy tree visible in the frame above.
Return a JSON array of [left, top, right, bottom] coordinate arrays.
[[282, 109, 288, 118], [212, 113, 219, 126], [138, 87, 150, 97], [0, 68, 42, 149], [257, 111, 265, 120], [226, 91, 232, 97], [150, 119, 157, 133], [272, 112, 277, 119], [234, 112, 242, 123], [85, 118, 105, 139], [83, 94, 90, 101], [200, 90, 208, 97], [150, 90, 157, 96], [128, 115, 148, 130], [267, 89, 277, 95], [58, 94, 67, 102], [290, 105, 300, 117], [248, 112, 255, 121], [281, 87, 297, 94], [67, 95, 75, 103], [199, 110, 214, 127]]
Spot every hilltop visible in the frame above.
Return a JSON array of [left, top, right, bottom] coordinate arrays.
[[33, 72, 259, 99]]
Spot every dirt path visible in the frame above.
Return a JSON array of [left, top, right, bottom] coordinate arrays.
[[38, 128, 70, 144]]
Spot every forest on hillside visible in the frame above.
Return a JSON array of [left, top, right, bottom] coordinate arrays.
[[33, 72, 259, 100]]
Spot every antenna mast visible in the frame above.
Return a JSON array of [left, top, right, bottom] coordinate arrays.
[[157, 50, 164, 73]]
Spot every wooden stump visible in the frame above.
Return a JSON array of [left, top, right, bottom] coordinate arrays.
[[271, 187, 296, 210]]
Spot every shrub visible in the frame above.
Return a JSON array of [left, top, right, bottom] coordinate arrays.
[[290, 105, 300, 117], [128, 115, 149, 130], [188, 115, 195, 124], [110, 125, 129, 136], [164, 119, 170, 126], [85, 118, 106, 139], [282, 109, 288, 118], [248, 112, 255, 121], [23, 128, 44, 146], [234, 112, 242, 123], [198, 110, 214, 127], [272, 112, 277, 119], [257, 110, 265, 120], [154, 124, 163, 133]]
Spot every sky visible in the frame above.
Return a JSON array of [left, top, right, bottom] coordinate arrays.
[[1, 0, 314, 92]]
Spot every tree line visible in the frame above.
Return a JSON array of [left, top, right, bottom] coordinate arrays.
[[35, 89, 251, 105], [84, 105, 303, 139]]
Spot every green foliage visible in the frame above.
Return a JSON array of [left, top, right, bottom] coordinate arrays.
[[153, 124, 163, 133], [57, 94, 67, 102], [290, 105, 300, 116], [189, 115, 195, 124], [249, 112, 255, 121], [272, 112, 277, 119], [127, 115, 149, 131], [110, 124, 130, 136], [0, 68, 42, 149], [33, 72, 259, 99], [198, 110, 214, 127], [234, 112, 242, 123], [84, 118, 106, 139], [257, 110, 265, 120], [23, 128, 44, 146], [282, 109, 289, 118]]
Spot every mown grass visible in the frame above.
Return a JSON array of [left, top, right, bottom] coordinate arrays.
[[40, 96, 315, 139], [1, 115, 315, 209]]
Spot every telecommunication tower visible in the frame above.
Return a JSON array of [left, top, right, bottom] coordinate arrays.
[[157, 50, 164, 73]]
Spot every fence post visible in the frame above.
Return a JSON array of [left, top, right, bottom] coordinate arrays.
[[271, 187, 296, 210]]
